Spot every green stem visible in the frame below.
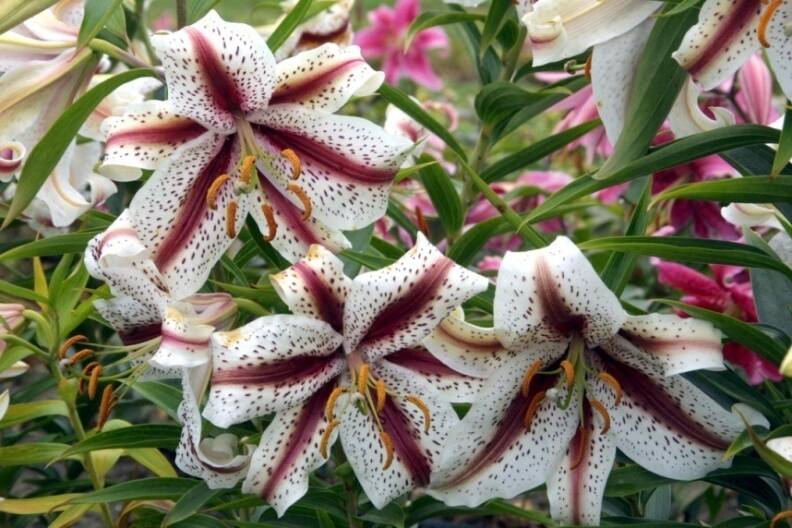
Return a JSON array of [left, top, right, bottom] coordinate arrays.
[[134, 0, 158, 64], [88, 39, 158, 75]]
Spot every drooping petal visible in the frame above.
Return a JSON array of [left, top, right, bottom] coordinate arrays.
[[267, 44, 383, 113], [253, 104, 412, 231], [175, 365, 250, 488], [428, 353, 577, 507], [242, 380, 339, 517], [93, 296, 162, 345], [149, 303, 215, 370], [270, 244, 350, 331], [101, 100, 209, 173], [129, 133, 245, 300], [668, 77, 735, 138], [35, 143, 96, 227], [672, 0, 763, 91], [202, 314, 344, 428], [422, 307, 514, 378], [339, 360, 460, 508], [0, 142, 25, 181], [494, 236, 625, 350], [591, 18, 655, 144], [612, 314, 725, 376], [151, 10, 276, 132], [765, 0, 792, 100], [721, 202, 783, 230], [383, 347, 485, 403], [343, 233, 489, 363], [546, 399, 616, 526], [523, 0, 661, 66]]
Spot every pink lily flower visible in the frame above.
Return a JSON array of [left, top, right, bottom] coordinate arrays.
[[652, 257, 782, 384], [355, 0, 448, 90]]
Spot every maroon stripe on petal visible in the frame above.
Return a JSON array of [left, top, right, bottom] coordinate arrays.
[[386, 347, 464, 378], [160, 328, 210, 347], [269, 58, 364, 106], [212, 350, 341, 386], [119, 322, 162, 345], [598, 350, 730, 450], [685, 0, 762, 77], [359, 257, 455, 348], [619, 330, 721, 354], [380, 395, 432, 486], [258, 171, 322, 246], [535, 256, 586, 337], [256, 125, 396, 185], [186, 27, 245, 114], [153, 135, 236, 271], [569, 400, 593, 525], [106, 120, 207, 148], [295, 21, 351, 49], [261, 380, 337, 500], [294, 261, 344, 332]]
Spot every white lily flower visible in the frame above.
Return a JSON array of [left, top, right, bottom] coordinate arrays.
[[259, 0, 355, 60]]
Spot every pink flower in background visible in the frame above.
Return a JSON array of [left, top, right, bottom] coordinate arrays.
[[356, 0, 448, 90], [652, 258, 782, 384], [735, 54, 779, 125]]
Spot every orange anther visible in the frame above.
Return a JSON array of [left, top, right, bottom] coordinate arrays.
[[405, 395, 431, 433], [522, 390, 546, 430], [82, 361, 100, 375], [589, 399, 611, 435], [758, 0, 782, 48], [260, 204, 278, 241], [771, 510, 792, 528], [287, 183, 312, 220], [281, 148, 302, 179], [88, 364, 102, 400], [320, 419, 340, 459], [380, 431, 394, 469], [521, 360, 543, 397], [414, 207, 429, 235], [560, 360, 575, 388], [239, 155, 257, 185], [598, 371, 622, 405], [226, 200, 238, 238], [324, 386, 345, 421], [206, 173, 230, 209], [68, 348, 94, 365], [59, 335, 87, 359], [375, 379, 387, 413], [97, 384, 115, 431], [357, 364, 370, 395], [583, 54, 593, 81]]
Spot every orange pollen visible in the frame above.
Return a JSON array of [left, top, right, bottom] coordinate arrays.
[[88, 364, 102, 400], [260, 204, 278, 241], [521, 360, 543, 397], [281, 148, 302, 179], [97, 384, 116, 431], [375, 379, 387, 413], [597, 371, 622, 405], [68, 348, 94, 365], [414, 207, 429, 235], [357, 364, 370, 395], [569, 423, 590, 470], [226, 200, 238, 238], [324, 386, 345, 421], [59, 335, 87, 359], [560, 359, 575, 388], [405, 395, 432, 433], [583, 54, 593, 81], [380, 431, 395, 470], [287, 183, 312, 220], [771, 511, 792, 528], [522, 390, 547, 430], [758, 0, 782, 48], [239, 155, 257, 185], [320, 419, 340, 459], [589, 399, 611, 434], [206, 173, 230, 209]]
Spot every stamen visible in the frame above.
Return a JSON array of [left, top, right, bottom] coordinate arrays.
[[281, 148, 302, 179], [97, 384, 116, 431], [88, 364, 102, 400], [583, 54, 593, 81], [771, 510, 792, 528], [260, 204, 278, 241], [589, 399, 611, 434], [522, 390, 546, 430], [82, 361, 99, 375], [759, 0, 782, 47], [206, 174, 230, 209], [375, 379, 387, 412], [569, 423, 590, 470], [59, 335, 87, 359], [324, 386, 345, 421], [560, 359, 575, 388], [597, 371, 622, 405], [380, 431, 395, 470], [320, 419, 340, 458], [68, 348, 94, 365], [521, 360, 543, 397], [414, 207, 429, 235], [287, 183, 312, 220], [239, 155, 257, 186], [226, 200, 238, 238], [405, 395, 432, 433], [357, 364, 370, 395]]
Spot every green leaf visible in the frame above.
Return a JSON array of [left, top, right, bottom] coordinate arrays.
[[0, 278, 48, 304], [0, 0, 58, 34], [655, 299, 787, 363], [652, 176, 792, 204], [187, 0, 220, 23], [78, 0, 124, 47], [405, 11, 484, 50], [0, 494, 82, 514], [744, 229, 792, 336], [131, 381, 182, 421], [0, 346, 34, 375], [742, 418, 792, 479], [447, 215, 509, 266], [475, 81, 547, 127], [4, 69, 156, 227], [339, 250, 394, 270], [103, 1, 126, 39], [0, 442, 69, 466], [266, 0, 312, 52], [480, 0, 513, 55], [419, 155, 463, 236], [686, 369, 780, 425], [579, 236, 792, 281], [69, 478, 197, 504], [386, 199, 418, 238], [772, 104, 792, 176], [62, 425, 181, 457], [595, 5, 695, 180], [0, 400, 68, 428], [448, 4, 501, 84], [481, 119, 600, 183], [162, 481, 225, 527], [0, 230, 102, 261], [378, 84, 466, 160]]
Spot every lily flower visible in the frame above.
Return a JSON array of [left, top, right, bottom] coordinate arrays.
[[428, 237, 762, 525], [260, 0, 355, 60], [0, 303, 29, 379], [101, 11, 411, 288], [200, 237, 488, 514]]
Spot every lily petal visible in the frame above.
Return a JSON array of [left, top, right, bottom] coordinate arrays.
[[765, 0, 792, 100], [270, 244, 350, 331], [0, 142, 25, 180], [523, 0, 660, 66], [340, 360, 460, 508], [253, 104, 412, 230], [344, 233, 489, 363], [668, 77, 735, 138], [672, 0, 763, 90], [494, 236, 625, 350], [151, 10, 276, 132], [242, 381, 339, 517], [384, 347, 485, 403], [203, 314, 344, 428], [93, 296, 162, 345], [149, 303, 214, 370], [268, 44, 383, 113]]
